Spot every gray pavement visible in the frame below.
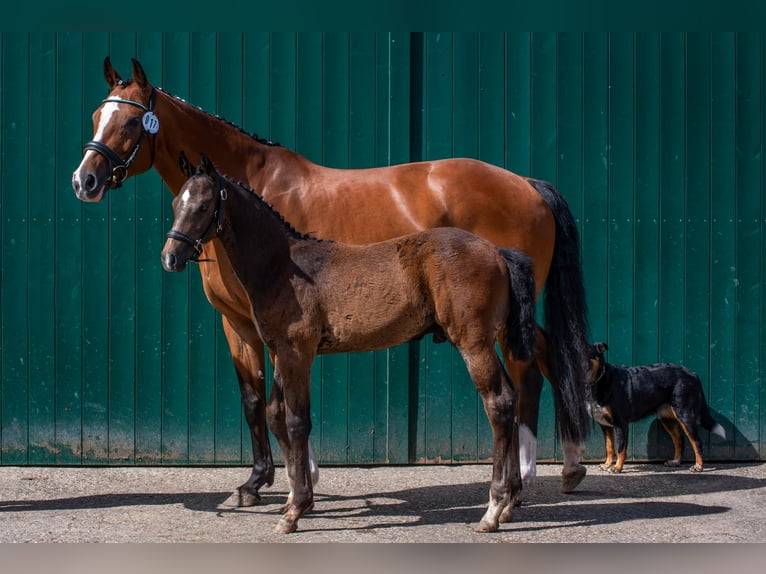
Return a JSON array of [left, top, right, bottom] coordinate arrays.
[[0, 462, 765, 542]]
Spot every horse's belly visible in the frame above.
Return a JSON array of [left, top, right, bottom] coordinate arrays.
[[320, 299, 430, 353]]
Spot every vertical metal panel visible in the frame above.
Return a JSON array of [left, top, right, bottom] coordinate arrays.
[[709, 33, 737, 460], [134, 33, 165, 464], [1, 32, 764, 466], [160, 33, 192, 463], [632, 33, 661, 459], [27, 34, 57, 465], [1, 32, 30, 464]]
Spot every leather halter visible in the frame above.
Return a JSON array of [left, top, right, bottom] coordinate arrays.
[[82, 87, 157, 188], [165, 178, 228, 263]]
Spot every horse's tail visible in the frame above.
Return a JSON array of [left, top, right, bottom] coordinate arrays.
[[499, 248, 537, 363], [527, 178, 591, 446]]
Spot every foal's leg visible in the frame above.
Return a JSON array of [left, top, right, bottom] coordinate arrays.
[[271, 353, 315, 534], [467, 351, 519, 533], [220, 315, 275, 507]]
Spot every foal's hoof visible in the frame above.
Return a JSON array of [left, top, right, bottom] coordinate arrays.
[[561, 464, 587, 493], [474, 519, 499, 533], [498, 505, 514, 524], [222, 487, 261, 508], [274, 518, 298, 534]]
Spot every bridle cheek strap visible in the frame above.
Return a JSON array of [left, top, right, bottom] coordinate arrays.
[[82, 87, 158, 188]]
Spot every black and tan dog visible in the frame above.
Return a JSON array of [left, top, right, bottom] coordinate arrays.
[[586, 342, 726, 473]]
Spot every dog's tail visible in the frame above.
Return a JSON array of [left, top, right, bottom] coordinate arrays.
[[699, 391, 726, 439]]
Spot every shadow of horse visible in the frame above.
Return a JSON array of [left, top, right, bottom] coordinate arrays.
[[2, 466, 760, 534]]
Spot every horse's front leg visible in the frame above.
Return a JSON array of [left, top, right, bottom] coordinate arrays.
[[219, 315, 275, 507], [272, 352, 315, 534]]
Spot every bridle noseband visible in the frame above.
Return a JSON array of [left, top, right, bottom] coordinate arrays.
[[165, 178, 228, 264], [82, 86, 158, 188]]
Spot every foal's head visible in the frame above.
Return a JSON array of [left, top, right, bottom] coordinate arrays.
[[161, 152, 222, 272]]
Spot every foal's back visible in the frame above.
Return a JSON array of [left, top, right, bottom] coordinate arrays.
[[288, 227, 510, 354]]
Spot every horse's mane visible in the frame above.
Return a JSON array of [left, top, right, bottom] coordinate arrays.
[[210, 169, 322, 244], [154, 86, 281, 148], [112, 75, 283, 148]]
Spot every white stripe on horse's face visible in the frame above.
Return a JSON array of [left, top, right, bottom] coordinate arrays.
[[74, 101, 121, 184], [181, 189, 191, 206]]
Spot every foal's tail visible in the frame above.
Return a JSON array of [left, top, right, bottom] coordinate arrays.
[[500, 248, 537, 363], [528, 178, 591, 446]]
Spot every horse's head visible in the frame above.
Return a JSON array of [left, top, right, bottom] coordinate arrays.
[[72, 57, 159, 202], [161, 152, 223, 272]]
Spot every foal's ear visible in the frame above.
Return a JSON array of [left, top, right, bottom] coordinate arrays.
[[595, 342, 608, 354], [103, 56, 123, 89], [199, 153, 216, 177], [131, 58, 148, 89], [178, 150, 194, 179]]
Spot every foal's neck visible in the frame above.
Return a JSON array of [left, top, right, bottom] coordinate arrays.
[[217, 179, 310, 294]]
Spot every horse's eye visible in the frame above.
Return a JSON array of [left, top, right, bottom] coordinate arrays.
[[127, 116, 141, 129], [198, 204, 209, 213]]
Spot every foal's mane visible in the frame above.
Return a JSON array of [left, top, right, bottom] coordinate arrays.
[[214, 170, 320, 243]]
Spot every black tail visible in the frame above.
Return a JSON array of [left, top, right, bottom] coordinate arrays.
[[500, 248, 537, 363], [528, 178, 590, 446]]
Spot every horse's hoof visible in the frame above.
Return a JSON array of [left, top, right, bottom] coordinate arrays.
[[222, 487, 261, 508], [561, 464, 586, 493], [474, 520, 499, 533], [498, 505, 513, 524], [274, 518, 298, 534]]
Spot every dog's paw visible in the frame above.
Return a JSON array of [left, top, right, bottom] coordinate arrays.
[[599, 463, 614, 472], [689, 464, 703, 473], [664, 459, 681, 468]]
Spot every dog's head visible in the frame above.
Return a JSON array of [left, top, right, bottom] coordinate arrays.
[[584, 342, 614, 426]]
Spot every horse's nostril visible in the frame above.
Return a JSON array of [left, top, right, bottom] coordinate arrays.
[[164, 252, 178, 271], [84, 173, 97, 192]]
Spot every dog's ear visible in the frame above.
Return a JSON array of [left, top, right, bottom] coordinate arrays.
[[596, 342, 608, 354]]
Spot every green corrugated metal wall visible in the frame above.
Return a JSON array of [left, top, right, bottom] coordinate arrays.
[[0, 32, 764, 466]]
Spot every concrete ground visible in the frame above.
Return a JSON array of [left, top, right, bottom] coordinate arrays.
[[0, 461, 764, 543]]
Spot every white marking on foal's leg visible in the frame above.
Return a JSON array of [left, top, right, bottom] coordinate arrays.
[[519, 424, 537, 487], [475, 488, 505, 533], [285, 441, 319, 506]]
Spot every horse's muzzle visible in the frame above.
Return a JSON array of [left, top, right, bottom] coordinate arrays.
[[161, 250, 186, 272]]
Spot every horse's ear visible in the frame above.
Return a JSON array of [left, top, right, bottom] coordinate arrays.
[[200, 153, 216, 177], [178, 151, 194, 179], [103, 56, 122, 89], [596, 342, 608, 354], [131, 58, 148, 89]]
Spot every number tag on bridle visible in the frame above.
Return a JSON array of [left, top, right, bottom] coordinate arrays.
[[142, 111, 160, 134]]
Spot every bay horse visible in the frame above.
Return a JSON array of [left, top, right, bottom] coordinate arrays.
[[162, 153, 539, 533], [71, 57, 591, 505]]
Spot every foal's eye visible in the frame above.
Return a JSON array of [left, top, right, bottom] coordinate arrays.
[[198, 204, 209, 213]]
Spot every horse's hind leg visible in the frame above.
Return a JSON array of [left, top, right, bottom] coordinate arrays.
[[466, 350, 519, 533], [220, 316, 275, 507]]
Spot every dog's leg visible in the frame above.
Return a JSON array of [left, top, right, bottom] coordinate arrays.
[[599, 425, 615, 471], [611, 425, 628, 473], [674, 410, 705, 472], [658, 405, 683, 467]]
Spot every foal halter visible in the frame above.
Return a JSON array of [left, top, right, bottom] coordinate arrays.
[[82, 87, 158, 188], [165, 179, 228, 264]]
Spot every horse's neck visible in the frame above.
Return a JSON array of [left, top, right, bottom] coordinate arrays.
[[217, 182, 298, 295], [153, 90, 309, 195]]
